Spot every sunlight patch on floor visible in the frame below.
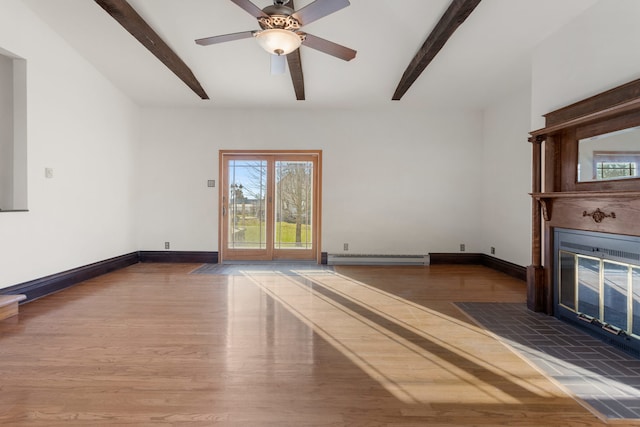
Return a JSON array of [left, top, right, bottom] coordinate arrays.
[[238, 269, 563, 405]]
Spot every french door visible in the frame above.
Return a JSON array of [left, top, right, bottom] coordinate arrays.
[[219, 151, 321, 263]]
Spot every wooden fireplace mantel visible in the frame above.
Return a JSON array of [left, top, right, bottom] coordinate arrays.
[[527, 78, 640, 314], [531, 191, 640, 199], [531, 191, 640, 231]]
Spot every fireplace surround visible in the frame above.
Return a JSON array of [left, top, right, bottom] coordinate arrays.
[[528, 79, 640, 349]]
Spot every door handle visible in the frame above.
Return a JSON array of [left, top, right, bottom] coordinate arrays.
[[222, 206, 226, 216]]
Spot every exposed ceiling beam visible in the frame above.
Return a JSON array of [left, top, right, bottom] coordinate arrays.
[[392, 0, 481, 101], [286, 0, 305, 100], [94, 0, 209, 100]]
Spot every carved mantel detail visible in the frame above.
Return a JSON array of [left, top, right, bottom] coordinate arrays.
[[583, 208, 616, 223], [538, 199, 551, 221], [528, 134, 546, 144]]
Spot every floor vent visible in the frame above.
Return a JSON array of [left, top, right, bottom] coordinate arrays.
[[327, 254, 429, 266]]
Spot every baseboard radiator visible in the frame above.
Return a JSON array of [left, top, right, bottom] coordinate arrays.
[[327, 254, 429, 266]]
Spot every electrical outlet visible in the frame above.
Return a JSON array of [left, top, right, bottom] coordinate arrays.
[[491, 246, 495, 255], [164, 242, 170, 249], [460, 244, 465, 252], [207, 180, 215, 188], [343, 243, 349, 251]]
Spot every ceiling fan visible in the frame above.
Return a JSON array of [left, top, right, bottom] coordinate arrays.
[[195, 0, 356, 73]]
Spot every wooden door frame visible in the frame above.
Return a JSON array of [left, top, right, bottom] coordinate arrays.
[[218, 150, 322, 264]]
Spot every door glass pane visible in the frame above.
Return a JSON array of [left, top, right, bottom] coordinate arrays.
[[559, 251, 576, 310], [227, 160, 267, 249], [274, 161, 313, 250], [633, 268, 640, 336], [603, 262, 628, 330], [577, 256, 600, 318]]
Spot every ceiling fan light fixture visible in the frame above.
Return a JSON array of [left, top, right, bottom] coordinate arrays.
[[255, 29, 301, 56]]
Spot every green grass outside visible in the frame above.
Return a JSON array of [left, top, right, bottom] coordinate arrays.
[[231, 218, 312, 246]]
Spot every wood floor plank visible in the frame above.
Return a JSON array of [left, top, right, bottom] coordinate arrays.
[[0, 263, 632, 425]]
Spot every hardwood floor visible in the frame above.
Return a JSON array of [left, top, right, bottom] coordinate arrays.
[[0, 263, 635, 426]]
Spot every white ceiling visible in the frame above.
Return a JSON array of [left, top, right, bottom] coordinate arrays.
[[23, 0, 598, 109]]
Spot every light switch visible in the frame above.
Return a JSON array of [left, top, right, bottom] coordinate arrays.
[[207, 179, 215, 188], [45, 168, 53, 178]]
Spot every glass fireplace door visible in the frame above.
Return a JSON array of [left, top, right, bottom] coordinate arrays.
[[558, 251, 640, 336]]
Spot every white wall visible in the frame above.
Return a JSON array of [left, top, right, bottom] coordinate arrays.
[[136, 107, 484, 256], [481, 84, 532, 266], [531, 0, 640, 129], [0, 1, 140, 289]]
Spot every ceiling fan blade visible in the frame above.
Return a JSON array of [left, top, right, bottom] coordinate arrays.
[[270, 54, 286, 75], [302, 33, 356, 61], [286, 50, 305, 100], [195, 31, 255, 46], [230, 0, 269, 18], [292, 0, 350, 26], [285, 0, 305, 100]]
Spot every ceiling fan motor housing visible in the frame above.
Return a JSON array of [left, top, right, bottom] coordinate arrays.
[[259, 4, 300, 30], [258, 15, 301, 31]]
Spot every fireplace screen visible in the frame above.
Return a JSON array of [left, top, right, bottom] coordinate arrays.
[[559, 251, 640, 336]]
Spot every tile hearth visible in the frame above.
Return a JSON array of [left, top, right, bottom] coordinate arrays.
[[457, 302, 640, 420]]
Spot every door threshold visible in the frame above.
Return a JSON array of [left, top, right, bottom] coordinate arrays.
[[221, 260, 319, 265]]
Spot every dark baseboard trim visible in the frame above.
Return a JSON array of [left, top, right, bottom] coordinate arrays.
[[1, 250, 524, 305], [1, 252, 139, 303], [429, 253, 526, 281], [138, 251, 218, 264], [2, 251, 219, 303], [429, 253, 484, 264], [482, 255, 526, 281]]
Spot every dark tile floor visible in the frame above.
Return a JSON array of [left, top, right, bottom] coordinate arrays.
[[457, 302, 640, 420]]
